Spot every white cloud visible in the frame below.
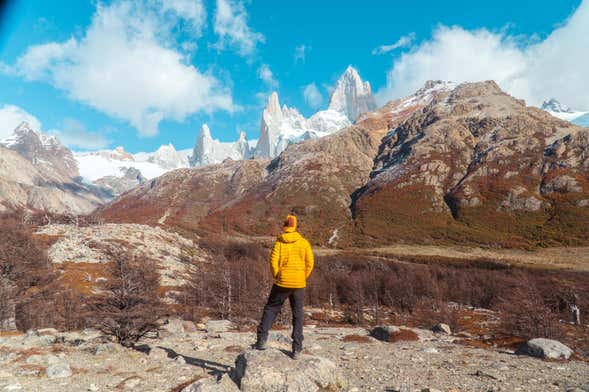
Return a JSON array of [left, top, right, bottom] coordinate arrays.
[[303, 83, 323, 110], [372, 33, 415, 55], [258, 64, 278, 88], [294, 44, 309, 64], [14, 1, 234, 137], [159, 0, 206, 35], [214, 0, 264, 56], [377, 0, 589, 110], [48, 118, 110, 150], [0, 105, 42, 139]]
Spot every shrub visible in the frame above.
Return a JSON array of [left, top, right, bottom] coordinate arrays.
[[89, 248, 165, 347]]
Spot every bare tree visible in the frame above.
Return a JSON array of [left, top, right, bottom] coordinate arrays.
[[89, 249, 165, 347]]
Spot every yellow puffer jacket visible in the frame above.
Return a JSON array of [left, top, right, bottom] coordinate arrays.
[[270, 230, 314, 289]]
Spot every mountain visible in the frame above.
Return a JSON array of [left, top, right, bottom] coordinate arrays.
[[74, 145, 190, 196], [1, 122, 78, 182], [0, 122, 108, 214], [134, 144, 191, 170], [94, 167, 147, 196], [327, 65, 377, 122], [252, 67, 375, 159], [190, 124, 251, 166], [541, 98, 588, 122], [352, 81, 589, 246], [97, 80, 448, 242], [99, 81, 589, 248]]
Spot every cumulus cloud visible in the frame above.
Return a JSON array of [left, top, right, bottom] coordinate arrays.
[[214, 0, 264, 56], [258, 64, 278, 88], [303, 83, 323, 110], [294, 44, 309, 64], [159, 0, 206, 35], [48, 118, 110, 150], [14, 1, 234, 137], [0, 105, 42, 139], [372, 33, 415, 55], [377, 0, 589, 110]]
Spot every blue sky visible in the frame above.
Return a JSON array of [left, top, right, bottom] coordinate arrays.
[[0, 0, 586, 153]]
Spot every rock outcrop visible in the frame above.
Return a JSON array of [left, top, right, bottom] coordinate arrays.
[[232, 349, 347, 392], [328, 65, 377, 122], [516, 338, 574, 360], [190, 124, 251, 166]]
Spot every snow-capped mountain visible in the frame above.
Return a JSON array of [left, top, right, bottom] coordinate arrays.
[[74, 145, 190, 184], [327, 65, 377, 122], [134, 144, 191, 170], [190, 124, 251, 166], [0, 122, 79, 182], [0, 122, 109, 214], [251, 66, 375, 159], [541, 98, 588, 122]]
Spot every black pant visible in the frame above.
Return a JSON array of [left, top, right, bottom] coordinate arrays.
[[257, 284, 305, 352]]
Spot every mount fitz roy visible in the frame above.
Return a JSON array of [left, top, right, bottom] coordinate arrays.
[[79, 66, 376, 182], [191, 65, 377, 163], [0, 66, 376, 213]]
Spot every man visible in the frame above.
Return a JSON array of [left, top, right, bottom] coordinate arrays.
[[255, 214, 314, 359]]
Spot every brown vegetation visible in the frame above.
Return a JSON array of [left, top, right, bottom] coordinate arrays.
[[88, 248, 166, 347]]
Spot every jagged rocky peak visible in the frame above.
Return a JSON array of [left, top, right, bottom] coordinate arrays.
[[190, 124, 251, 167], [146, 143, 187, 170], [1, 121, 79, 180], [328, 65, 377, 122], [541, 98, 573, 113]]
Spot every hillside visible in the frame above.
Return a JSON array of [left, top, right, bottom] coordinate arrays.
[[98, 81, 589, 248]]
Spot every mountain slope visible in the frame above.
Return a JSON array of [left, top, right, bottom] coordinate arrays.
[[98, 82, 441, 243], [352, 81, 589, 246], [0, 122, 109, 214]]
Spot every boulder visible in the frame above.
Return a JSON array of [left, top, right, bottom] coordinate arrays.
[[46, 362, 72, 378], [516, 338, 573, 360], [206, 320, 235, 336], [163, 318, 187, 336], [432, 323, 452, 335], [232, 348, 347, 392], [94, 342, 117, 355], [181, 375, 239, 392], [25, 354, 61, 365]]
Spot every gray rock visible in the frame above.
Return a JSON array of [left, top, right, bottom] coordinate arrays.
[[432, 323, 452, 335], [94, 342, 116, 355], [45, 362, 72, 378], [163, 318, 187, 336], [3, 384, 23, 391], [25, 354, 61, 365], [181, 375, 239, 392], [206, 319, 234, 336], [269, 331, 292, 344], [232, 348, 347, 392], [517, 338, 573, 360]]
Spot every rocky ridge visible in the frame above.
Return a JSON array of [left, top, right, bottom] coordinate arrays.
[[0, 126, 108, 214]]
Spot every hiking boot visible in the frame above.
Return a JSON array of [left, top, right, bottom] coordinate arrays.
[[254, 340, 267, 350], [291, 349, 302, 360]]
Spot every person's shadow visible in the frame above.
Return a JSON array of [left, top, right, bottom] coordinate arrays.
[[135, 345, 233, 379]]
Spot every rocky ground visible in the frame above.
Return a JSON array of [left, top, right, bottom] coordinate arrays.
[[1, 321, 587, 392]]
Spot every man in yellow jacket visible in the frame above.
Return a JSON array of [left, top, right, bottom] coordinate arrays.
[[255, 214, 314, 359]]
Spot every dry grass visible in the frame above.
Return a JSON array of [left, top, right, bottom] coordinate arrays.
[[169, 376, 204, 392], [388, 329, 419, 343], [342, 334, 372, 343]]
